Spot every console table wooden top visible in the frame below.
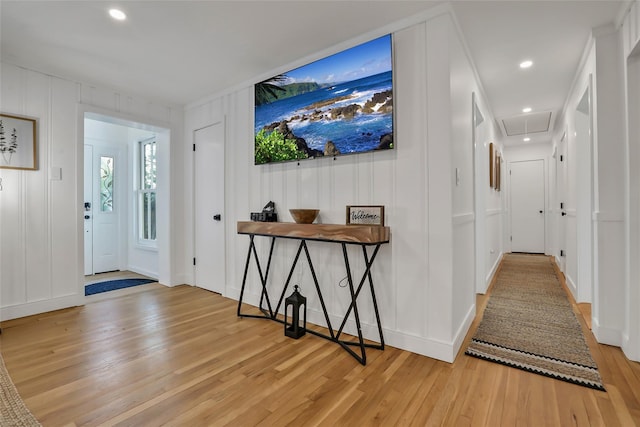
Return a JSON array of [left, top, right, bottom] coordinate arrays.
[[237, 221, 390, 244]]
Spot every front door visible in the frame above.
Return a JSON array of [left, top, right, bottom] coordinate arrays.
[[84, 144, 121, 274], [194, 122, 225, 294], [510, 159, 545, 253]]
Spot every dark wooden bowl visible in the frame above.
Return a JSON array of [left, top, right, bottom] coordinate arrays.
[[289, 209, 319, 224]]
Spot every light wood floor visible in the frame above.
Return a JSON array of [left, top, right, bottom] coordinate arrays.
[[1, 264, 640, 426]]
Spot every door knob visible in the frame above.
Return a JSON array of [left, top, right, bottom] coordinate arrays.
[[213, 214, 222, 221], [84, 215, 91, 220], [561, 212, 567, 216], [539, 210, 543, 213]]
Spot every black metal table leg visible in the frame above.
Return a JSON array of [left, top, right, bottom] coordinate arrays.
[[302, 241, 336, 339], [236, 231, 386, 365], [256, 237, 276, 316], [273, 240, 305, 316], [237, 235, 276, 319], [362, 245, 385, 349], [335, 244, 385, 356], [337, 242, 367, 364]]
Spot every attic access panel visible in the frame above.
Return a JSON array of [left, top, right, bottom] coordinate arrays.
[[501, 112, 552, 136]]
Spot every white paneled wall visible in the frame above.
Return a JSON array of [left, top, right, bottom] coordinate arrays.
[[0, 66, 81, 319], [547, 12, 633, 357], [0, 62, 184, 321], [591, 27, 626, 343], [622, 0, 640, 361], [185, 10, 498, 362]]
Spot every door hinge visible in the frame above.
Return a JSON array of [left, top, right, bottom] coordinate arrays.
[[560, 155, 564, 162], [560, 250, 565, 257], [560, 202, 564, 209], [510, 235, 512, 242], [193, 144, 196, 151], [193, 257, 196, 266]]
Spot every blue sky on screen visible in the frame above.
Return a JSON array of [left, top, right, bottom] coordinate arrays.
[[284, 34, 391, 85]]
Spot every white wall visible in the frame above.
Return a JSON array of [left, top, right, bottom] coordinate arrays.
[[551, 21, 627, 348], [469, 83, 504, 293], [552, 45, 596, 303], [622, 0, 640, 361], [447, 18, 498, 334], [591, 25, 626, 345], [0, 62, 185, 321], [184, 7, 493, 363]]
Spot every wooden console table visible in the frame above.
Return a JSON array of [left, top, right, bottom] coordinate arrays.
[[236, 221, 390, 365]]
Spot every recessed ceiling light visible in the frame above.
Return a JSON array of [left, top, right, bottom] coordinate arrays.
[[523, 137, 531, 142], [520, 60, 533, 69], [109, 8, 126, 21], [522, 107, 532, 113]]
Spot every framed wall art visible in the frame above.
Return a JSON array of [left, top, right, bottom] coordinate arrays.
[[0, 113, 37, 170], [346, 205, 385, 226]]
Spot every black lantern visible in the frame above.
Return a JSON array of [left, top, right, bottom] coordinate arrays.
[[284, 285, 306, 339]]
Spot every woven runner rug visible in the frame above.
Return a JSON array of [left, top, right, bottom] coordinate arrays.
[[0, 354, 41, 426], [465, 253, 605, 391]]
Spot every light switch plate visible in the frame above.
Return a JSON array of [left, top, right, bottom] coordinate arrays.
[[50, 167, 62, 180]]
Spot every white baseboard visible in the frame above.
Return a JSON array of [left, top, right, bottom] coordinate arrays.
[[228, 286, 464, 363], [171, 273, 190, 287], [451, 303, 476, 360], [127, 265, 158, 280], [1, 294, 82, 322], [592, 317, 622, 347], [565, 273, 578, 299], [483, 253, 502, 293], [622, 333, 640, 362]]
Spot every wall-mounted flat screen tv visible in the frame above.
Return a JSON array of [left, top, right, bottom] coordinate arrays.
[[254, 34, 394, 165]]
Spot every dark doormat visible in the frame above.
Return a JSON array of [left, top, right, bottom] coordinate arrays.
[[85, 278, 156, 296]]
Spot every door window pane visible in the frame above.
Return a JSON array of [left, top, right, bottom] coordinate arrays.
[[100, 156, 114, 212]]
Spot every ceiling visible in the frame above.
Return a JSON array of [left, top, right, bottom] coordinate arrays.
[[0, 1, 626, 146]]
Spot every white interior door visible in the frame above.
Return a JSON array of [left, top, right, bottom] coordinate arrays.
[[194, 122, 225, 294], [510, 159, 545, 253], [84, 145, 94, 275], [92, 148, 121, 274]]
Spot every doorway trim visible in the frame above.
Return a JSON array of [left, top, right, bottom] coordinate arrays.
[[77, 105, 172, 300]]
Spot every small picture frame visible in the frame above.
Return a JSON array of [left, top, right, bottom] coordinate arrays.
[[346, 205, 385, 226], [0, 113, 37, 170]]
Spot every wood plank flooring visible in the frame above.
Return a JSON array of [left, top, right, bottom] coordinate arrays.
[[1, 273, 640, 426]]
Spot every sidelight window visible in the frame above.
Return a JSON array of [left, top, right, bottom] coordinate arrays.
[[138, 138, 156, 244]]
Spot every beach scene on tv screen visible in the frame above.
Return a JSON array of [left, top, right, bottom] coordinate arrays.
[[254, 34, 393, 165]]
